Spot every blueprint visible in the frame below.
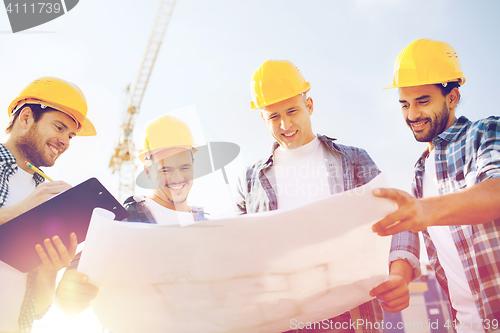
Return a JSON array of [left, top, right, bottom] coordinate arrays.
[[78, 174, 396, 333]]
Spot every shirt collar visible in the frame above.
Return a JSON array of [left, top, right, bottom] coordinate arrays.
[[415, 116, 471, 170], [317, 134, 340, 153], [32, 171, 46, 186], [432, 116, 471, 145], [0, 143, 17, 166], [415, 148, 430, 170]]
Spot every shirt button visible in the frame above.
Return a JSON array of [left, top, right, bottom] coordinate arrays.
[[0, 199, 3, 203], [11, 164, 16, 169]]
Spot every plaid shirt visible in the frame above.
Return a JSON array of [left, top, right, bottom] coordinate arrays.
[[391, 116, 500, 329], [0, 143, 45, 333], [235, 134, 384, 333], [122, 195, 207, 223]]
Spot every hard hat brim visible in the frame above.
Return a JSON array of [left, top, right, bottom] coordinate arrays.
[[251, 84, 311, 110], [9, 98, 96, 136], [383, 77, 466, 90], [75, 115, 97, 136], [138, 146, 197, 163]]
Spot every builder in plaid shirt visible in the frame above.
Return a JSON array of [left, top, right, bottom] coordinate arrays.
[[373, 38, 500, 331], [0, 77, 96, 332], [236, 60, 418, 333]]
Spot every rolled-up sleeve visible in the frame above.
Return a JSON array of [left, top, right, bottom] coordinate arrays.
[[476, 118, 500, 182], [389, 230, 421, 281]]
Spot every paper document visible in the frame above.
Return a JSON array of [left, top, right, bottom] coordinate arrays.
[[78, 174, 396, 333]]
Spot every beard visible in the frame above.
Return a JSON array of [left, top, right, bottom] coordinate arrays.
[[407, 102, 451, 142], [16, 123, 56, 167]]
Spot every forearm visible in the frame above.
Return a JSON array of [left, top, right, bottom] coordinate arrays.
[[371, 259, 412, 312], [425, 177, 500, 226], [389, 259, 413, 285], [0, 181, 73, 226], [34, 272, 57, 315], [0, 202, 31, 226]]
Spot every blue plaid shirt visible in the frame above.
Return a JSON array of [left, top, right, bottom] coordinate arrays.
[[122, 195, 207, 223], [235, 134, 385, 333], [0, 143, 45, 333], [391, 116, 500, 328]]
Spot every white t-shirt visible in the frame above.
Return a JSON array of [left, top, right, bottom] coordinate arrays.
[[423, 149, 484, 333], [273, 137, 332, 210], [145, 198, 197, 227], [0, 168, 37, 332]]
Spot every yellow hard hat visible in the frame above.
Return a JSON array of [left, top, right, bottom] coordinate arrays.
[[385, 38, 466, 89], [250, 60, 311, 110], [8, 77, 96, 136], [138, 115, 196, 163]]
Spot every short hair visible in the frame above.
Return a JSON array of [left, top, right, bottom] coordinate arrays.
[[301, 92, 308, 104], [435, 81, 461, 103], [5, 104, 55, 134]]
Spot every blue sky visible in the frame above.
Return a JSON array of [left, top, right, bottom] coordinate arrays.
[[2, 0, 499, 203], [1, 0, 499, 330]]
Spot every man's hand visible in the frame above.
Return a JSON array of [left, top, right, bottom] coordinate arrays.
[[34, 232, 78, 315], [36, 233, 78, 281], [369, 274, 410, 312], [24, 181, 72, 212], [370, 259, 413, 313], [0, 181, 72, 226], [56, 270, 98, 315], [371, 188, 435, 236]]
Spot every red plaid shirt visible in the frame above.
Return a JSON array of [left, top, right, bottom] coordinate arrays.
[[392, 116, 500, 331]]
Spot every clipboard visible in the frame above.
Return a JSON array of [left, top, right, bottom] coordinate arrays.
[[0, 178, 129, 273]]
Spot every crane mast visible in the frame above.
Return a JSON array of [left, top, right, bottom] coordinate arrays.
[[109, 0, 176, 201]]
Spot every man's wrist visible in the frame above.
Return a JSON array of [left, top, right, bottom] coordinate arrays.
[[389, 259, 413, 284], [36, 268, 57, 286], [421, 196, 444, 228]]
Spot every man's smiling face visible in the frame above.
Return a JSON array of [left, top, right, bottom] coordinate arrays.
[[399, 84, 456, 142], [17, 109, 77, 167], [260, 94, 315, 150], [148, 149, 194, 206]]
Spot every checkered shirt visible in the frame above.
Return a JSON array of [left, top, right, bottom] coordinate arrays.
[[235, 134, 385, 333], [392, 116, 500, 329], [0, 143, 46, 333]]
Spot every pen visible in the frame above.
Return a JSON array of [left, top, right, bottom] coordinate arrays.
[[24, 161, 54, 182]]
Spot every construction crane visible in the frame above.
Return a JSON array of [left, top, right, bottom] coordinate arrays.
[[109, 0, 177, 201]]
